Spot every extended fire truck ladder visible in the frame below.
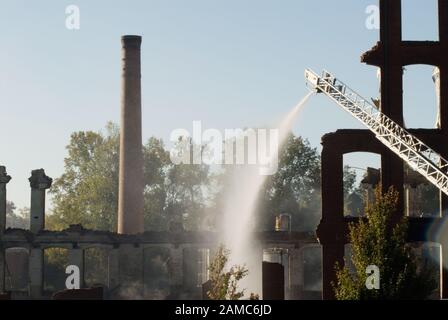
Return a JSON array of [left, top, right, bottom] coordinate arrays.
[[304, 69, 448, 196]]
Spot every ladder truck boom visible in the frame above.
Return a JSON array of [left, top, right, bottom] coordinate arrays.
[[304, 68, 448, 196]]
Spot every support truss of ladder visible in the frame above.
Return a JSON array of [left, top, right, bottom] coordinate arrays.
[[304, 68, 448, 196]]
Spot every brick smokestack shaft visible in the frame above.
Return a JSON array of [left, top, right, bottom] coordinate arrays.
[[118, 35, 144, 234]]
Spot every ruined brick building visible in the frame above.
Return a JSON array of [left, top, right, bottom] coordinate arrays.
[[317, 0, 448, 299], [0, 36, 318, 300], [3, 0, 446, 301]]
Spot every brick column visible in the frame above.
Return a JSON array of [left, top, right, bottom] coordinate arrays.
[[0, 166, 11, 293], [169, 245, 184, 298], [68, 248, 85, 288], [29, 247, 43, 299], [118, 35, 144, 235], [0, 166, 11, 234], [317, 144, 345, 300], [118, 243, 143, 298], [29, 169, 52, 233], [108, 247, 120, 291]]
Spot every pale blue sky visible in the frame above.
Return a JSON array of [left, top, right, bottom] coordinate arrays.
[[0, 0, 440, 208]]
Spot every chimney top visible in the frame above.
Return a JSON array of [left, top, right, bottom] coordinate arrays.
[[121, 35, 142, 46]]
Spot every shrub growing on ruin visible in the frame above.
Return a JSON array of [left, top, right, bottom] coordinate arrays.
[[207, 245, 250, 300], [333, 187, 437, 300]]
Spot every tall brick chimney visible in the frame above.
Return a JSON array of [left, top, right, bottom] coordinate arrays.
[[118, 35, 144, 234]]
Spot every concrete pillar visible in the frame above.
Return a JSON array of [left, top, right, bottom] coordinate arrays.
[[118, 35, 144, 235], [289, 248, 303, 300], [433, 67, 441, 129], [283, 249, 290, 299], [108, 248, 120, 291], [0, 166, 11, 293], [251, 244, 263, 299], [0, 166, 11, 233], [405, 186, 419, 217], [169, 245, 184, 297], [29, 248, 43, 299], [0, 249, 5, 293], [118, 244, 143, 298], [182, 246, 198, 290], [68, 248, 84, 288], [28, 169, 52, 233]]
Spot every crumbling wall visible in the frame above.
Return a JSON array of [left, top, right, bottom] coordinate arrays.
[[318, 0, 448, 299], [0, 168, 317, 299]]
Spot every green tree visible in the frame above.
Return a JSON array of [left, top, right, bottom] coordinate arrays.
[[334, 187, 437, 300], [343, 166, 365, 217], [257, 134, 321, 231], [143, 136, 211, 231], [6, 200, 15, 217], [142, 137, 171, 231], [6, 201, 29, 229], [48, 123, 120, 231], [343, 166, 357, 196], [49, 124, 212, 232], [207, 245, 249, 300]]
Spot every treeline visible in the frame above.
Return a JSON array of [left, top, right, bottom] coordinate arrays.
[[44, 123, 325, 232], [6, 122, 370, 232]]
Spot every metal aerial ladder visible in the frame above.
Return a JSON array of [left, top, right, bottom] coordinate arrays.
[[304, 69, 448, 196]]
